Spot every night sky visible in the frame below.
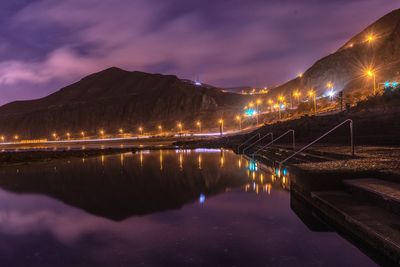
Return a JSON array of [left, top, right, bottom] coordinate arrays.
[[0, 0, 398, 104]]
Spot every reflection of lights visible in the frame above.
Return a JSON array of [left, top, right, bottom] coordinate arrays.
[[248, 160, 258, 172], [101, 155, 105, 165], [199, 194, 206, 204], [120, 153, 124, 166], [179, 152, 183, 170], [266, 184, 271, 195], [260, 173, 264, 184], [159, 150, 163, 170], [140, 151, 143, 167], [238, 158, 242, 168], [198, 154, 202, 169], [283, 168, 287, 176], [252, 171, 256, 180]]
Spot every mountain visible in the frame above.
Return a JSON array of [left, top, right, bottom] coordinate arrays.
[[269, 8, 400, 99], [0, 67, 251, 138]]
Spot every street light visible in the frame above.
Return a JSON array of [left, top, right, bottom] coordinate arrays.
[[218, 119, 224, 136], [138, 127, 143, 136], [177, 123, 183, 135], [99, 130, 105, 138], [0, 136, 4, 142], [66, 132, 71, 139], [268, 99, 274, 112], [365, 69, 377, 95], [158, 125, 163, 135], [119, 128, 124, 134], [81, 131, 85, 138], [52, 132, 57, 139], [293, 91, 301, 106], [308, 90, 317, 114], [14, 135, 19, 141], [366, 33, 375, 43], [196, 121, 202, 133], [256, 99, 262, 124], [235, 115, 242, 130]]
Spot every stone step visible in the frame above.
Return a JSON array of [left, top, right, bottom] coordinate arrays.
[[312, 191, 400, 265], [344, 178, 400, 216]]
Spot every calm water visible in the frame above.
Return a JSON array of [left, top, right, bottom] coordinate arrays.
[[0, 149, 376, 267]]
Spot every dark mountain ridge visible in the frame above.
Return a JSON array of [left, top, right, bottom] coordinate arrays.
[[0, 67, 250, 138]]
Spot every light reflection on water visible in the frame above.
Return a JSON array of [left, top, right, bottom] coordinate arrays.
[[0, 149, 376, 267]]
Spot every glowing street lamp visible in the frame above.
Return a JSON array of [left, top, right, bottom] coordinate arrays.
[[308, 90, 317, 113], [177, 123, 183, 135], [158, 125, 163, 135], [235, 115, 242, 130], [99, 130, 105, 138], [273, 104, 281, 119], [248, 102, 254, 108], [66, 132, 71, 139], [119, 128, 124, 134], [366, 33, 375, 43], [256, 99, 262, 124], [14, 135, 19, 141], [52, 132, 57, 139], [0, 136, 4, 142], [297, 73, 303, 78], [138, 127, 143, 136], [196, 121, 202, 133], [293, 91, 301, 106], [218, 119, 224, 136], [365, 69, 377, 95], [81, 131, 85, 138], [268, 99, 274, 112]]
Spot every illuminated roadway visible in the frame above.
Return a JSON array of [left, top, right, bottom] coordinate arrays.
[[0, 126, 262, 152]]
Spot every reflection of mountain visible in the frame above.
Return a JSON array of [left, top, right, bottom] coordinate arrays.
[[0, 152, 248, 221]]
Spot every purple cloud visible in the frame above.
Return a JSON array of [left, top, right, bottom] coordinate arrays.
[[0, 0, 398, 104]]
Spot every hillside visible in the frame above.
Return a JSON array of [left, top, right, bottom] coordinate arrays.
[[0, 67, 250, 138], [269, 8, 400, 99]]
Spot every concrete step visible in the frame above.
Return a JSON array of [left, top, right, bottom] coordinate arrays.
[[344, 178, 400, 216], [312, 191, 400, 265]]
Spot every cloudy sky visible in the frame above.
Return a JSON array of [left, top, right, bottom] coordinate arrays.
[[0, 0, 398, 104]]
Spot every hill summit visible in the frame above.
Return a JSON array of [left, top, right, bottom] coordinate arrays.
[[271, 8, 400, 98], [0, 67, 249, 138]]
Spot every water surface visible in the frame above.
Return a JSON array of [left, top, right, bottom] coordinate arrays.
[[0, 149, 376, 266]]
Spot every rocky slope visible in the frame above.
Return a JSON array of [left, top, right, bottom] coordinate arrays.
[[0, 67, 251, 138], [270, 8, 400, 99]]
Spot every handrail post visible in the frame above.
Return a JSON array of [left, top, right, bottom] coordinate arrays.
[[350, 120, 354, 156], [292, 130, 296, 150]]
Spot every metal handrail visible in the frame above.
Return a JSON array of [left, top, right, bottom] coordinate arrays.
[[243, 132, 273, 154], [237, 133, 260, 153], [279, 119, 354, 168], [251, 130, 295, 158]]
